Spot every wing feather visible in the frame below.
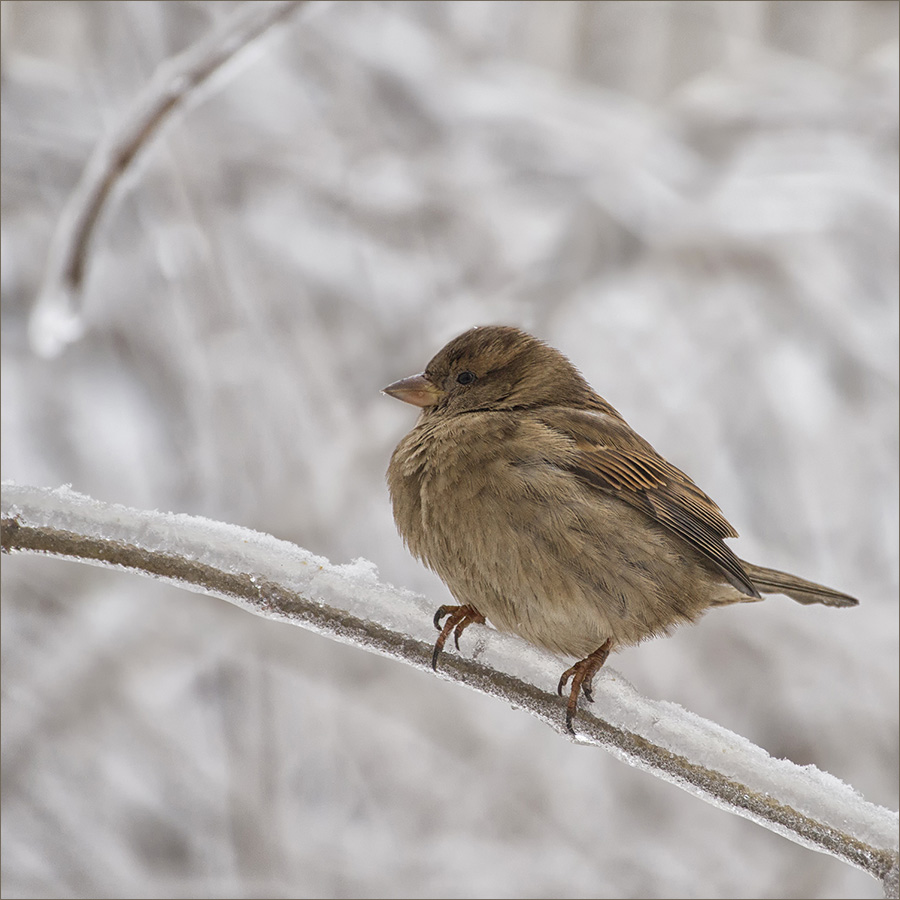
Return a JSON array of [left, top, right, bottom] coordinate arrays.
[[540, 408, 759, 598]]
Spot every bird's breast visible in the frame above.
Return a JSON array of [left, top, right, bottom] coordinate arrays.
[[388, 413, 577, 569]]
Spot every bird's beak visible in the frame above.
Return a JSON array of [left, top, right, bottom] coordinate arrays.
[[382, 373, 443, 408]]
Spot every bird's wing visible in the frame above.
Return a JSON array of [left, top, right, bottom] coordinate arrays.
[[539, 407, 760, 598]]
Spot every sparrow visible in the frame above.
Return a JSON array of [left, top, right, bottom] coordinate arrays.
[[383, 326, 858, 733]]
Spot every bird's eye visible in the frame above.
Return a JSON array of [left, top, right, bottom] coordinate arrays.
[[456, 371, 477, 385]]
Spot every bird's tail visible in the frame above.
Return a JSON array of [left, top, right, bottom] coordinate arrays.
[[740, 560, 858, 608]]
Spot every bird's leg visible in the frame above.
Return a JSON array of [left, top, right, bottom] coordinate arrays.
[[557, 638, 612, 734], [432, 604, 486, 670]]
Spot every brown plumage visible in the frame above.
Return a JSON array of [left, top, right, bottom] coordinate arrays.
[[384, 326, 858, 733]]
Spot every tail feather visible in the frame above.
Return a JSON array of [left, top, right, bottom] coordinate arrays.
[[740, 560, 858, 608]]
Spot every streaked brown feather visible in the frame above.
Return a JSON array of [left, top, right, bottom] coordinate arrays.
[[538, 409, 759, 598]]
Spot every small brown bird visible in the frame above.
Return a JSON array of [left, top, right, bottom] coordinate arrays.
[[384, 326, 858, 733]]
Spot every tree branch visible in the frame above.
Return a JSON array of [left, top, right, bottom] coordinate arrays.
[[2, 483, 897, 897]]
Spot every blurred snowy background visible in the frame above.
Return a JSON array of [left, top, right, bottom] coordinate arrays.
[[1, 1, 897, 897]]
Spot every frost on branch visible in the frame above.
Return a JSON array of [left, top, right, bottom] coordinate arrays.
[[2, 482, 897, 896]]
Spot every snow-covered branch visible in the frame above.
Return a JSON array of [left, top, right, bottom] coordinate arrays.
[[28, 0, 310, 358], [2, 483, 897, 897]]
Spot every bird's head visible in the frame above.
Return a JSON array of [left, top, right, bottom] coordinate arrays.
[[383, 325, 596, 415]]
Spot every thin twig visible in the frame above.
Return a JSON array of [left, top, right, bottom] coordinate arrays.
[[1, 483, 897, 897], [29, 0, 310, 357]]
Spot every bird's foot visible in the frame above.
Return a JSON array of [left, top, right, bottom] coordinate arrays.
[[432, 604, 486, 669], [557, 639, 612, 735]]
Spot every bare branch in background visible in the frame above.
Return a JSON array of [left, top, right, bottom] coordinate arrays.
[[2, 483, 897, 897], [28, 0, 310, 358]]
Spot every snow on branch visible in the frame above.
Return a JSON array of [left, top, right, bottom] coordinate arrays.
[[28, 0, 310, 358], [2, 483, 897, 896]]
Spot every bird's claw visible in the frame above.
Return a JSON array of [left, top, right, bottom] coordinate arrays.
[[557, 639, 612, 735], [430, 604, 485, 670]]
